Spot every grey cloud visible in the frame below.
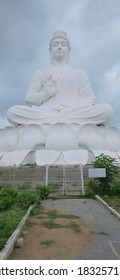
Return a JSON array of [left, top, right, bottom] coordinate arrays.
[[83, 0, 120, 26]]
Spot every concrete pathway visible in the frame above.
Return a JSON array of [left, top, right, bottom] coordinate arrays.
[[42, 198, 120, 260]]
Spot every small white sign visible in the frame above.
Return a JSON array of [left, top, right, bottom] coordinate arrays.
[[88, 168, 106, 178]]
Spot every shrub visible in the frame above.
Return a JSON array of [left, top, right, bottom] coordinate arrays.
[[0, 184, 52, 212], [0, 207, 25, 250], [0, 207, 25, 237], [0, 184, 52, 251], [85, 155, 119, 197], [0, 187, 18, 211], [110, 182, 120, 196], [17, 191, 37, 210], [85, 180, 100, 197], [0, 188, 38, 211], [93, 154, 119, 195], [35, 185, 51, 200]]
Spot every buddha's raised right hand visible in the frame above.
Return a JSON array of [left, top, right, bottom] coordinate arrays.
[[41, 75, 57, 99]]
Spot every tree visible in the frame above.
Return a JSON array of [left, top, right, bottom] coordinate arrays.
[[93, 154, 119, 195]]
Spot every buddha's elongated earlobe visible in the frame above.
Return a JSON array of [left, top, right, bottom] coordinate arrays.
[[65, 49, 70, 64]]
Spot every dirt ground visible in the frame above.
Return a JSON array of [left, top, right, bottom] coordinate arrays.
[[9, 208, 94, 260]]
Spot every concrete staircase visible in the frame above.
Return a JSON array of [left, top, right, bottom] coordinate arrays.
[[0, 164, 92, 196], [0, 165, 46, 188], [48, 165, 92, 197]]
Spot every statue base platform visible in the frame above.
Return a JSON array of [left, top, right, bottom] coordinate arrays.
[[0, 123, 120, 166]]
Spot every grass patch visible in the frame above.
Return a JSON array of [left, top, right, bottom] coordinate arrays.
[[31, 205, 44, 216], [41, 240, 55, 247], [67, 222, 81, 233], [42, 218, 81, 233], [35, 215, 48, 219], [35, 209, 81, 233], [45, 210, 78, 220], [0, 184, 53, 251], [0, 207, 25, 251], [0, 239, 6, 251], [97, 231, 109, 236], [26, 220, 38, 227], [42, 220, 63, 229], [101, 196, 120, 214]]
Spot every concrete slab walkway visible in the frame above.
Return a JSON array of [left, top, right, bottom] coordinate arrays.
[[42, 198, 120, 260]]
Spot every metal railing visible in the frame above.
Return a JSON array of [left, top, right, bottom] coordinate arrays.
[[0, 164, 89, 195]]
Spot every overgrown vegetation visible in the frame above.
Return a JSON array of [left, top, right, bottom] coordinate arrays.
[[101, 195, 120, 214], [0, 207, 25, 251], [35, 185, 51, 201], [0, 184, 51, 251], [86, 154, 119, 197], [0, 185, 51, 212]]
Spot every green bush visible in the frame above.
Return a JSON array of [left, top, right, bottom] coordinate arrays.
[[93, 154, 119, 195], [35, 185, 51, 200], [0, 239, 6, 251], [31, 205, 44, 215], [17, 191, 37, 210], [110, 182, 120, 196], [0, 188, 18, 211], [0, 207, 25, 250], [85, 180, 100, 197], [0, 207, 25, 237], [0, 187, 37, 211], [0, 185, 52, 212], [85, 155, 119, 197]]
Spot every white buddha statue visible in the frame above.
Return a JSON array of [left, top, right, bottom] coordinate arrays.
[[0, 30, 120, 167], [7, 30, 113, 126]]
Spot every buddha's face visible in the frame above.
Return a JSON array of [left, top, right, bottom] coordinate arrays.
[[51, 37, 68, 63]]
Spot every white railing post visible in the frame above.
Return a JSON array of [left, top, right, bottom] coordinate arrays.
[[13, 164, 16, 187], [80, 164, 85, 195], [45, 165, 49, 186], [63, 165, 66, 195]]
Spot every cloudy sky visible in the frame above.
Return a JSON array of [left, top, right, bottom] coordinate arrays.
[[0, 0, 120, 127]]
